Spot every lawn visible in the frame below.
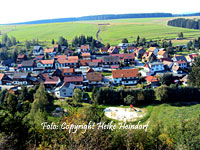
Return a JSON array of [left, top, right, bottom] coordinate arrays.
[[102, 72, 112, 76]]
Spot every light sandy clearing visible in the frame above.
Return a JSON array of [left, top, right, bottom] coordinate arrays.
[[104, 107, 146, 122]]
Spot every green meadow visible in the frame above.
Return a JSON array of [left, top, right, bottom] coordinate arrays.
[[1, 17, 200, 45]]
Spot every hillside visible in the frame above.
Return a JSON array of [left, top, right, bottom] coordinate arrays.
[[1, 17, 200, 45]]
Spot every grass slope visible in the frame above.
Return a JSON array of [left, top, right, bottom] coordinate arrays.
[[1, 17, 200, 45]]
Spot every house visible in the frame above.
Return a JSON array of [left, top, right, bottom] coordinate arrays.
[[148, 47, 159, 56], [143, 62, 165, 75], [163, 61, 174, 70], [80, 60, 91, 66], [172, 55, 187, 62], [81, 53, 91, 60], [0, 73, 12, 85], [107, 46, 119, 54], [62, 68, 75, 77], [174, 60, 187, 68], [102, 56, 120, 68], [86, 68, 102, 86], [142, 52, 156, 62], [13, 72, 30, 85], [112, 69, 139, 85], [21, 60, 35, 72], [88, 62, 102, 72], [111, 53, 135, 65], [44, 48, 56, 56], [135, 47, 146, 59], [171, 64, 182, 74], [1, 59, 15, 67], [32, 46, 44, 56], [185, 53, 199, 63], [118, 43, 129, 49], [54, 83, 75, 98], [157, 50, 168, 59], [99, 47, 108, 53], [37, 60, 54, 70], [80, 45, 90, 53], [64, 76, 84, 87], [44, 76, 61, 88], [145, 76, 160, 87], [17, 54, 27, 63]]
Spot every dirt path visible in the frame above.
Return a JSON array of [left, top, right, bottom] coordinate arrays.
[[96, 25, 101, 41]]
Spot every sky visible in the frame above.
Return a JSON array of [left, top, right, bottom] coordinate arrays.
[[0, 0, 199, 24]]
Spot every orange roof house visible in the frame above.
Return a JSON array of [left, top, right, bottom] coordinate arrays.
[[112, 69, 139, 78]]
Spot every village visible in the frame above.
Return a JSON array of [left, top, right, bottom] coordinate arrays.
[[0, 42, 198, 99]]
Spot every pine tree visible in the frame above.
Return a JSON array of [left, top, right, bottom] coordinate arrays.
[[52, 39, 55, 45]]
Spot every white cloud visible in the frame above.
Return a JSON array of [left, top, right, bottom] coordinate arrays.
[[0, 0, 199, 24]]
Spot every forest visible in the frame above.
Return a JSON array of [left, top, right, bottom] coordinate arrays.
[[168, 18, 200, 29]]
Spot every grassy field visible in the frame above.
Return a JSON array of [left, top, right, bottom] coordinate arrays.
[[1, 17, 200, 46]]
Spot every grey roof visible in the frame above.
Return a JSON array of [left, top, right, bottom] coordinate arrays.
[[150, 62, 163, 66], [88, 62, 98, 67], [1, 59, 14, 66], [22, 60, 34, 67], [13, 72, 29, 79], [103, 56, 120, 63]]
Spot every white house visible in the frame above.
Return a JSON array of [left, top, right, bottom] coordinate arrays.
[[174, 60, 187, 68], [54, 83, 75, 98], [37, 60, 54, 70], [112, 69, 139, 85], [143, 62, 165, 75]]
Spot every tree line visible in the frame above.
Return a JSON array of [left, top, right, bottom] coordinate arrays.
[[168, 18, 200, 29]]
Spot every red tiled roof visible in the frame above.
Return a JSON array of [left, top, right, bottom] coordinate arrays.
[[44, 48, 54, 53], [62, 68, 74, 74], [110, 53, 135, 59], [80, 45, 89, 49], [81, 53, 91, 57], [112, 69, 139, 78], [64, 76, 83, 82], [68, 56, 79, 61], [17, 54, 26, 59], [54, 55, 66, 59], [146, 76, 158, 82], [38, 59, 54, 64], [92, 59, 102, 63]]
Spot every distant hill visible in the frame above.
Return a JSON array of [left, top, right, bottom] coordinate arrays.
[[7, 13, 173, 25]]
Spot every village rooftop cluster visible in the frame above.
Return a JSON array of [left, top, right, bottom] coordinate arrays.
[[0, 43, 198, 98]]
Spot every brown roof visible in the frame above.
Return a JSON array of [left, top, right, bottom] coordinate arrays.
[[127, 46, 135, 50], [57, 58, 66, 64], [38, 59, 54, 64], [163, 61, 173, 67], [175, 60, 187, 64], [112, 69, 139, 78], [87, 72, 102, 82], [64, 76, 84, 82]]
